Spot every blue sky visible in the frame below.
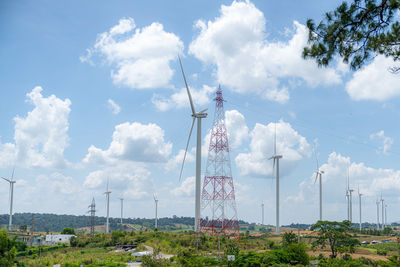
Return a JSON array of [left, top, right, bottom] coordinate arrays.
[[1, 0, 400, 226]]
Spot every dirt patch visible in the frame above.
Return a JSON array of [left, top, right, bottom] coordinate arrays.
[[308, 250, 389, 261]]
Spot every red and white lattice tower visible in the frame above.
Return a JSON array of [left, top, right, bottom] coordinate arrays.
[[200, 86, 239, 236]]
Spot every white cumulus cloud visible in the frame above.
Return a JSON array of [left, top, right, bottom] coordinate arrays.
[[346, 55, 400, 101], [235, 120, 311, 177], [83, 122, 172, 164], [172, 176, 195, 197], [82, 18, 184, 89], [370, 130, 393, 155], [225, 109, 249, 148], [189, 1, 341, 103], [152, 85, 215, 111], [0, 86, 71, 168]]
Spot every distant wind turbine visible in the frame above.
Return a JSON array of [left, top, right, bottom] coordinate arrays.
[[376, 199, 380, 230], [261, 201, 264, 226], [119, 198, 124, 225], [313, 143, 324, 221], [1, 168, 16, 231], [104, 179, 111, 233], [358, 186, 363, 231], [381, 194, 385, 229], [154, 193, 159, 229], [269, 123, 282, 234], [178, 56, 207, 233]]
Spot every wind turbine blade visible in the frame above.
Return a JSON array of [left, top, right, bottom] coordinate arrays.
[[199, 108, 208, 114], [274, 123, 277, 155], [11, 167, 15, 181], [178, 56, 196, 115], [1, 177, 11, 183], [314, 172, 318, 184], [313, 143, 319, 170], [179, 117, 195, 182]]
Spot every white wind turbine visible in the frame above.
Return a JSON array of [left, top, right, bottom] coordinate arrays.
[[153, 193, 159, 229], [313, 144, 324, 221], [358, 186, 363, 231], [261, 201, 264, 226], [178, 56, 207, 233], [119, 198, 123, 225], [376, 199, 380, 230], [1, 168, 16, 231], [269, 124, 282, 235], [381, 194, 385, 229], [104, 179, 111, 233]]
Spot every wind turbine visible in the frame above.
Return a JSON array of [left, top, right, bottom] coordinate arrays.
[[313, 144, 324, 221], [346, 168, 353, 222], [269, 123, 282, 234], [261, 201, 264, 226], [104, 179, 111, 233], [381, 194, 385, 229], [376, 199, 380, 230], [1, 168, 16, 231], [385, 204, 388, 227], [119, 198, 123, 225], [154, 193, 159, 229], [358, 186, 363, 231], [178, 56, 207, 233]]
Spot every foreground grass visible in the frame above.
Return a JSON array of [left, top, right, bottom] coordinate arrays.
[[18, 247, 135, 267]]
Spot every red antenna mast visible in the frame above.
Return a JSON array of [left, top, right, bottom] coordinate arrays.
[[200, 86, 239, 236]]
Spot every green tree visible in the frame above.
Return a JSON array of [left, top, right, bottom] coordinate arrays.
[[311, 220, 359, 258], [61, 227, 76, 235], [303, 0, 400, 72], [0, 229, 16, 267], [282, 231, 298, 247]]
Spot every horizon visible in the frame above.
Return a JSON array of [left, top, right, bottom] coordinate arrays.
[[1, 0, 400, 227]]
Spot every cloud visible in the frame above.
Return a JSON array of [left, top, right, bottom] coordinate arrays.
[[189, 1, 341, 103], [235, 120, 311, 177], [225, 109, 249, 148], [0, 86, 71, 168], [84, 164, 152, 200], [83, 122, 172, 164], [370, 130, 393, 154], [346, 55, 400, 101], [151, 85, 215, 111], [165, 149, 195, 172], [172, 176, 195, 197], [107, 99, 121, 114], [82, 18, 184, 89], [289, 152, 400, 209]]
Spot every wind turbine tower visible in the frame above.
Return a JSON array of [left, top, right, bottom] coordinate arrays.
[[358, 187, 362, 231], [178, 57, 207, 233], [200, 87, 239, 236], [385, 204, 387, 227], [261, 201, 264, 226], [313, 144, 324, 221], [1, 168, 16, 231], [104, 180, 111, 233], [376, 199, 380, 230], [270, 124, 283, 235], [119, 198, 123, 225], [381, 196, 385, 229], [349, 189, 354, 222], [153, 194, 158, 229]]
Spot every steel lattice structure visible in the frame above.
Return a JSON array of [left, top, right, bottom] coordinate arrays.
[[200, 87, 239, 236]]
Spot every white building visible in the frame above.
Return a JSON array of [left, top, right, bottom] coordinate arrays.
[[45, 234, 75, 245]]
